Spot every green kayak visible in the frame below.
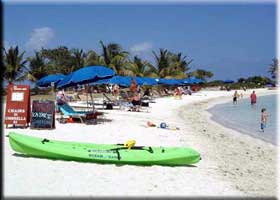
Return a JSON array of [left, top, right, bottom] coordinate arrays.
[[8, 132, 201, 166]]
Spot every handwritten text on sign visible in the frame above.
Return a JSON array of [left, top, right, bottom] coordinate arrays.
[[31, 100, 55, 129]]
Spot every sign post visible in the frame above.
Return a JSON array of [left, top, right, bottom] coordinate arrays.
[[5, 84, 31, 128]]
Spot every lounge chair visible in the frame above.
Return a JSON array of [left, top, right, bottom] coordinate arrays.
[[58, 103, 103, 124], [118, 91, 133, 111], [102, 93, 120, 109]]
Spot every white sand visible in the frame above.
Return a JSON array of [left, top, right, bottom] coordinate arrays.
[[3, 88, 277, 197]]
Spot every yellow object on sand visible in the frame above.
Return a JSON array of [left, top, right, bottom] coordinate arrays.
[[174, 95, 182, 100], [124, 140, 136, 149]]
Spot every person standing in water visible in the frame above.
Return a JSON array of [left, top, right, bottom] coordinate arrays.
[[250, 90, 257, 105], [261, 108, 268, 132], [233, 90, 239, 104]]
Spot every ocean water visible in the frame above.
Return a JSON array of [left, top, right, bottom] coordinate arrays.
[[208, 94, 277, 145]]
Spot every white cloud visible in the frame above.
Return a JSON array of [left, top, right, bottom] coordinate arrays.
[[25, 27, 55, 51], [130, 42, 153, 53]]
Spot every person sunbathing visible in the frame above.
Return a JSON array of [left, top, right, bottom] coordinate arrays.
[[143, 88, 151, 97], [56, 91, 68, 106], [131, 92, 141, 112]]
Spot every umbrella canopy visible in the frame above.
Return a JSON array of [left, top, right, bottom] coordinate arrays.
[[90, 75, 132, 87], [57, 66, 115, 88], [89, 78, 112, 86], [156, 78, 181, 85], [90, 76, 159, 87], [180, 77, 204, 85], [135, 77, 158, 86], [36, 74, 66, 87], [223, 80, 234, 84]]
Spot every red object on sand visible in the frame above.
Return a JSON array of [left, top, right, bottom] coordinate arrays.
[[5, 84, 31, 128], [67, 117, 74, 123]]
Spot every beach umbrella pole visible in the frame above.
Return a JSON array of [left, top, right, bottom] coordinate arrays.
[[51, 82, 55, 101], [89, 86, 95, 112]]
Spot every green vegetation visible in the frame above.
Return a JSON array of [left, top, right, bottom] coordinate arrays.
[[3, 46, 28, 84], [190, 69, 213, 81], [2, 43, 277, 92], [268, 58, 278, 80], [203, 75, 274, 90], [2, 42, 196, 84]]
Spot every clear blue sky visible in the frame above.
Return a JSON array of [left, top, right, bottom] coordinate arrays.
[[4, 2, 276, 80]]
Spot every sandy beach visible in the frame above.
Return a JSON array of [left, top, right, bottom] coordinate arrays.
[[3, 88, 277, 198]]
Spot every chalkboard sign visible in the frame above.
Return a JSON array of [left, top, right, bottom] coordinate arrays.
[[31, 100, 55, 129]]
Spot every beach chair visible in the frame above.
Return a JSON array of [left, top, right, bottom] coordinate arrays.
[[102, 93, 120, 109], [58, 103, 104, 124], [118, 91, 133, 111]]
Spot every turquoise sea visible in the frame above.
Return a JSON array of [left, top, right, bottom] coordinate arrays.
[[208, 94, 277, 145]]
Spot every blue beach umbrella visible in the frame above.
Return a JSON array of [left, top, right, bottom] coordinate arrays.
[[90, 75, 132, 87], [157, 78, 181, 85], [180, 77, 204, 85], [91, 76, 159, 87], [135, 77, 158, 86], [110, 76, 133, 87], [89, 77, 112, 86], [57, 66, 115, 88], [36, 74, 66, 87]]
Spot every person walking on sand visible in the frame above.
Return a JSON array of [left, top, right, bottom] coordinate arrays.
[[233, 90, 239, 104], [250, 91, 257, 105], [261, 108, 268, 132]]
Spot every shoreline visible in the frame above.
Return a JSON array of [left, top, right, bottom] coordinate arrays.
[[4, 88, 277, 197], [179, 88, 277, 197], [207, 93, 277, 145]]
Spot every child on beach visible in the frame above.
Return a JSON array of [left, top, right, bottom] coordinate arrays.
[[261, 108, 267, 132]]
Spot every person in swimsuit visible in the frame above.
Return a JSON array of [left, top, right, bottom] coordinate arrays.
[[233, 90, 239, 104], [261, 108, 268, 132], [131, 92, 141, 112], [250, 91, 257, 105]]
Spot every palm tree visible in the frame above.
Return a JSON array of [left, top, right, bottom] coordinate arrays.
[[190, 69, 213, 81], [25, 51, 49, 82], [169, 52, 192, 79], [84, 50, 105, 66], [268, 58, 278, 79], [126, 56, 153, 77], [99, 41, 129, 74], [70, 48, 86, 72], [3, 46, 28, 84], [152, 48, 170, 78], [151, 48, 192, 78]]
